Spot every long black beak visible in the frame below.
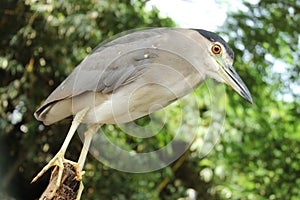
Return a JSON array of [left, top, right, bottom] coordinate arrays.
[[219, 64, 253, 104]]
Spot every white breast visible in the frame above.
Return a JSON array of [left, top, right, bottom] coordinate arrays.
[[82, 63, 205, 124]]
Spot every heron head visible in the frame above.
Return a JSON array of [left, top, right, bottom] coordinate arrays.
[[193, 29, 253, 104]]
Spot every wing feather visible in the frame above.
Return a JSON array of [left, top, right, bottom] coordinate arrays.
[[34, 28, 206, 123]]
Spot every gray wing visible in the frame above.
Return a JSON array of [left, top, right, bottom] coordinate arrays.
[[35, 28, 206, 120]]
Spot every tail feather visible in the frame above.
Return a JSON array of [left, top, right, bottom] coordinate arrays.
[[34, 99, 72, 125]]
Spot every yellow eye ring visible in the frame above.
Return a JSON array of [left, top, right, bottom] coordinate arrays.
[[211, 44, 222, 54]]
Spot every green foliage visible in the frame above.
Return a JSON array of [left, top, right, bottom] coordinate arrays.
[[191, 0, 300, 199]]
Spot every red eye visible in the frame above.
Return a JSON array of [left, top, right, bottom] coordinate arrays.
[[211, 44, 222, 54]]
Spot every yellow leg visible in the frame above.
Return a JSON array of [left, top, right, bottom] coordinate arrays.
[[76, 182, 84, 200], [75, 124, 101, 200], [77, 124, 102, 172], [31, 107, 89, 198]]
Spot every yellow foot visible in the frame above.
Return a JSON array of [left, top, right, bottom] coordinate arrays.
[[35, 159, 85, 199], [32, 152, 64, 182], [31, 152, 69, 198], [31, 152, 85, 198]]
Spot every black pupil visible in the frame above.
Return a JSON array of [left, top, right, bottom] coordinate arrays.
[[214, 46, 220, 53]]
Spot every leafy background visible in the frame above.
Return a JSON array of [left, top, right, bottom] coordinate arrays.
[[0, 0, 299, 199]]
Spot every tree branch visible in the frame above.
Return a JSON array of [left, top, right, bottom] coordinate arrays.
[[39, 163, 82, 200]]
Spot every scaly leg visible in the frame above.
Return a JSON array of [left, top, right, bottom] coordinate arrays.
[[76, 182, 84, 200], [31, 107, 89, 197], [78, 124, 102, 171], [75, 123, 102, 200]]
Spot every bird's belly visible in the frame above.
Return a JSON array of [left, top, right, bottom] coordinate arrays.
[[83, 65, 204, 124], [83, 84, 181, 124]]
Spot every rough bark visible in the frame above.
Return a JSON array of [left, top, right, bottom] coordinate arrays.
[[39, 163, 82, 200]]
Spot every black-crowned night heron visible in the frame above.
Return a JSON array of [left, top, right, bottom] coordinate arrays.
[[32, 28, 252, 198]]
